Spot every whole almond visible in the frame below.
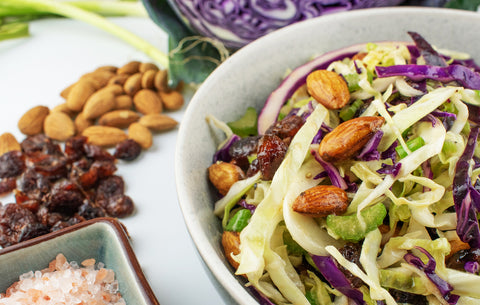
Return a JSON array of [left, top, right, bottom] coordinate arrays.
[[80, 70, 115, 89], [115, 95, 133, 110], [133, 89, 163, 114], [82, 89, 116, 119], [292, 185, 348, 217], [306, 70, 350, 109], [74, 112, 94, 134], [52, 103, 76, 117], [154, 69, 169, 92], [108, 74, 129, 86], [139, 62, 159, 73], [98, 110, 140, 128], [44, 112, 75, 141], [128, 122, 152, 149], [102, 84, 124, 96], [60, 83, 74, 99], [318, 116, 385, 162], [139, 113, 178, 131], [0, 133, 21, 155], [18, 105, 50, 136], [159, 90, 184, 111], [124, 73, 143, 96], [66, 80, 97, 112], [221, 231, 241, 270], [208, 161, 245, 196], [141, 70, 156, 89], [82, 126, 127, 147], [94, 65, 118, 74], [117, 61, 141, 75]]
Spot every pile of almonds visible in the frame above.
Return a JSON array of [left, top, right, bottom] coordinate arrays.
[[17, 61, 182, 149]]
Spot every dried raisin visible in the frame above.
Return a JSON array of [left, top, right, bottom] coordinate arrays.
[[256, 135, 287, 180], [114, 139, 142, 161]]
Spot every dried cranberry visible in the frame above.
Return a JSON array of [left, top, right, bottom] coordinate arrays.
[[64, 136, 87, 161], [21, 134, 61, 156], [229, 136, 260, 169], [91, 161, 117, 179], [96, 175, 125, 202], [18, 169, 50, 199], [84, 143, 115, 162], [28, 153, 68, 180], [446, 248, 480, 270], [338, 243, 364, 288], [114, 139, 142, 161], [0, 178, 16, 194], [44, 180, 84, 215], [246, 158, 260, 177], [78, 202, 105, 220], [256, 135, 287, 180], [99, 194, 135, 218], [0, 151, 25, 178], [0, 203, 48, 247], [265, 115, 305, 139]]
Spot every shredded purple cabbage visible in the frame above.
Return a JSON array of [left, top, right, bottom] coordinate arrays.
[[170, 0, 405, 48], [247, 286, 277, 305], [420, 114, 437, 127], [431, 110, 457, 119], [467, 104, 480, 125], [213, 134, 241, 162], [357, 130, 383, 161], [381, 142, 398, 161], [238, 199, 257, 213], [311, 150, 348, 190], [404, 247, 459, 304], [465, 261, 480, 274], [453, 126, 480, 248], [311, 255, 366, 305], [407, 32, 447, 67], [375, 64, 480, 90], [377, 162, 401, 176]]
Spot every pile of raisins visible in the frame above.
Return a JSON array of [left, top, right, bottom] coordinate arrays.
[[0, 134, 141, 248]]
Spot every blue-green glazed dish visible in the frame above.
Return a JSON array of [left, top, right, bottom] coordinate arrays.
[[0, 217, 159, 305]]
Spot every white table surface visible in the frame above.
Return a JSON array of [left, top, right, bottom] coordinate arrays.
[[0, 16, 225, 305]]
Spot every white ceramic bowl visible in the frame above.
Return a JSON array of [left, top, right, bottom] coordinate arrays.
[[175, 7, 480, 305]]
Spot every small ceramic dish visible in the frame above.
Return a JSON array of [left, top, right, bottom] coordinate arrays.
[[0, 217, 159, 305]]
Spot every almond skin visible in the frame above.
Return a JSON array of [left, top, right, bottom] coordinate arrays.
[[66, 80, 97, 112], [82, 126, 127, 147], [208, 161, 245, 196], [74, 112, 94, 134], [117, 61, 141, 75], [222, 231, 241, 270], [108, 74, 129, 86], [306, 70, 350, 110], [82, 88, 116, 119], [124, 73, 143, 96], [0, 133, 21, 155], [138, 113, 178, 131], [141, 70, 156, 89], [154, 69, 169, 92], [318, 116, 385, 162], [139, 62, 159, 73], [159, 90, 184, 111], [292, 185, 348, 217], [133, 89, 163, 114], [114, 95, 133, 110], [128, 122, 152, 149], [18, 105, 50, 136], [44, 112, 75, 141], [98, 110, 140, 128]]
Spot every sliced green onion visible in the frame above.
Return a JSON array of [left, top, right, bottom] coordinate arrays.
[[343, 73, 361, 92], [395, 137, 425, 159], [0, 22, 29, 41], [339, 99, 364, 121], [225, 209, 251, 232]]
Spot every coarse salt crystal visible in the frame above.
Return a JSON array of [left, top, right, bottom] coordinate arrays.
[[0, 254, 125, 305]]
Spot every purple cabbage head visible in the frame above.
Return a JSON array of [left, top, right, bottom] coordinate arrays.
[[168, 0, 405, 48]]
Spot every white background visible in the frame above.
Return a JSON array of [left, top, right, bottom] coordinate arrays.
[[0, 17, 225, 305]]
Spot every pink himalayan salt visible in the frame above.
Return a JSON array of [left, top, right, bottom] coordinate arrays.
[[0, 254, 126, 305]]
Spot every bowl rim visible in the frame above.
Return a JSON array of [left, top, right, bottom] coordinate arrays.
[[0, 217, 160, 305], [175, 6, 480, 305]]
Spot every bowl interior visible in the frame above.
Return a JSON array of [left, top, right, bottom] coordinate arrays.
[[0, 218, 157, 305], [175, 7, 480, 305]]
